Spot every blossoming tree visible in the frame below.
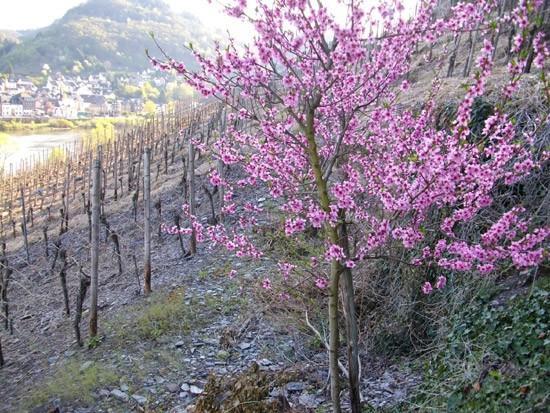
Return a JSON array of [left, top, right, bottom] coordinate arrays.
[[151, 0, 549, 411]]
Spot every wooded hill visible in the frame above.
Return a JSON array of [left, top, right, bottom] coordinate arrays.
[[0, 0, 213, 75]]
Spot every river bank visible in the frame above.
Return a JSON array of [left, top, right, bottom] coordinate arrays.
[[0, 116, 141, 134], [0, 129, 85, 171]]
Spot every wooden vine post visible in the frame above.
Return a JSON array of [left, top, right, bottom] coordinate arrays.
[[20, 186, 30, 263], [89, 158, 101, 339], [143, 148, 152, 294], [188, 140, 197, 255]]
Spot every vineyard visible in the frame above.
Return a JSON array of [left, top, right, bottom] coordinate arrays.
[[0, 100, 253, 410]]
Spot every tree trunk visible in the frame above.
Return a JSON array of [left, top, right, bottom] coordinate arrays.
[[506, 26, 516, 64], [175, 213, 187, 257], [491, 0, 507, 61], [339, 219, 361, 413], [305, 107, 342, 413], [111, 233, 123, 276], [523, 0, 548, 73], [463, 26, 479, 78], [328, 259, 341, 413], [203, 184, 217, 224], [523, 25, 538, 73], [217, 160, 225, 223], [1, 267, 11, 331]]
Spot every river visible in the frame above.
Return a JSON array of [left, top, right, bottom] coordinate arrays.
[[0, 130, 85, 173]]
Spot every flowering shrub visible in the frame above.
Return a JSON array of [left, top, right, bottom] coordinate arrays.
[[152, 0, 549, 411], [154, 0, 548, 288]]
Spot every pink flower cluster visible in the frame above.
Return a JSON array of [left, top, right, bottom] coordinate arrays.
[[285, 217, 306, 236], [422, 276, 447, 295], [262, 278, 272, 289], [209, 170, 224, 187], [315, 278, 329, 289], [533, 32, 549, 69], [278, 262, 295, 279], [154, 0, 548, 295], [324, 244, 346, 263]]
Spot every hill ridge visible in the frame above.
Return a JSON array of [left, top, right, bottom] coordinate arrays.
[[0, 0, 212, 75]]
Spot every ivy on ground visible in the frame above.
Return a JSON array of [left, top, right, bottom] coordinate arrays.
[[416, 283, 549, 412]]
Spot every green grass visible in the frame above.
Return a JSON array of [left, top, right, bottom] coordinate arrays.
[[0, 116, 141, 133], [0, 131, 10, 145], [133, 287, 192, 340], [203, 291, 248, 316], [0, 119, 75, 132], [106, 286, 246, 342], [103, 287, 192, 342], [21, 360, 118, 410]]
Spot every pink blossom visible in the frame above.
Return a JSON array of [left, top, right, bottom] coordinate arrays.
[[421, 282, 433, 295], [315, 278, 329, 289], [325, 244, 346, 262], [278, 262, 295, 279], [411, 258, 422, 266], [477, 263, 494, 274], [209, 170, 224, 186], [435, 276, 447, 289], [285, 217, 306, 236], [533, 32, 549, 68], [310, 256, 318, 267], [262, 278, 272, 290]]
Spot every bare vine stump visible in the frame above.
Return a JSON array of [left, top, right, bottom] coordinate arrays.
[[0, 335, 4, 367], [132, 254, 141, 294], [111, 233, 123, 276], [74, 269, 91, 347], [1, 264, 11, 331], [20, 187, 30, 263], [43, 226, 49, 257], [154, 199, 162, 238], [59, 249, 70, 317]]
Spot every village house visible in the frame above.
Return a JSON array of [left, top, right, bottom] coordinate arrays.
[[81, 94, 108, 116], [0, 70, 164, 118], [0, 98, 23, 118], [9, 94, 36, 117]]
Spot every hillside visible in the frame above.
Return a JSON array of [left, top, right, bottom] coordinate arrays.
[[0, 0, 213, 75], [0, 31, 20, 60]]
